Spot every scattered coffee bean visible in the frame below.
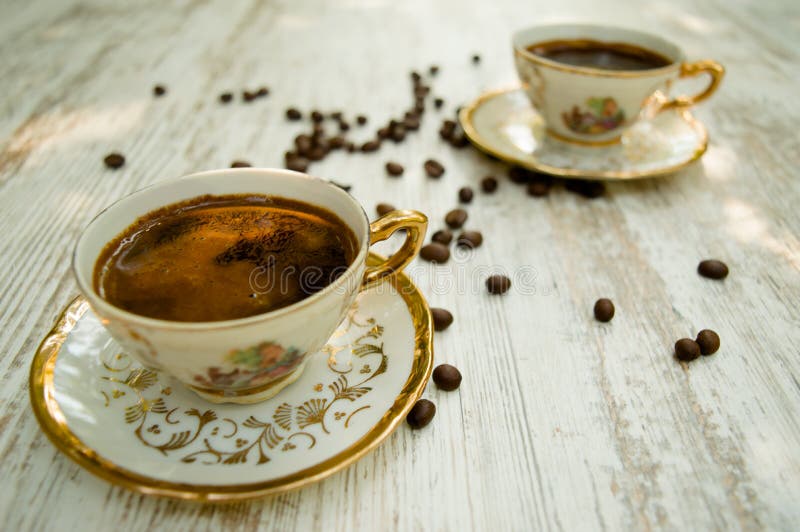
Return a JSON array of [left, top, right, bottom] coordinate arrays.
[[527, 180, 550, 197], [486, 274, 511, 295], [696, 329, 720, 355], [403, 115, 420, 130], [356, 115, 368, 125], [434, 97, 444, 109], [508, 166, 533, 184], [420, 243, 450, 263], [295, 134, 313, 154], [330, 181, 351, 192], [385, 161, 405, 177], [390, 124, 406, 142], [410, 71, 422, 83], [338, 120, 350, 132], [449, 128, 469, 148], [433, 364, 462, 391], [444, 208, 468, 229], [310, 110, 324, 123], [286, 156, 309, 173], [242, 90, 256, 102], [361, 140, 380, 153], [377, 127, 391, 139], [565, 179, 605, 199], [675, 338, 701, 361], [406, 399, 435, 429], [456, 230, 483, 249], [152, 85, 166, 97], [219, 92, 233, 103], [424, 159, 445, 178], [103, 153, 125, 169], [481, 176, 498, 193], [439, 119, 456, 140], [431, 308, 453, 331], [458, 186, 474, 204], [308, 146, 326, 161], [346, 142, 356, 153], [593, 298, 615, 322], [429, 65, 440, 76], [230, 160, 251, 168], [330, 111, 343, 120], [697, 259, 729, 280], [256, 86, 269, 97], [431, 229, 453, 246], [312, 123, 325, 138], [286, 108, 302, 120], [329, 136, 345, 149], [472, 53, 481, 64], [376, 203, 396, 216]]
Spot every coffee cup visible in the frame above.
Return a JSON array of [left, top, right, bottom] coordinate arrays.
[[73, 168, 428, 404], [513, 23, 724, 145]]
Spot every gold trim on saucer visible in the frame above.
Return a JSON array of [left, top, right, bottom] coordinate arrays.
[[545, 127, 622, 147], [29, 252, 434, 502], [459, 86, 709, 181]]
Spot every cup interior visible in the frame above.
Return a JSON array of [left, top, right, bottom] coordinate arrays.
[[73, 168, 370, 326], [513, 23, 685, 71]]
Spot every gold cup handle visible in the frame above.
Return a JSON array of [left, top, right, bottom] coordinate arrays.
[[362, 210, 428, 289], [660, 59, 725, 111]]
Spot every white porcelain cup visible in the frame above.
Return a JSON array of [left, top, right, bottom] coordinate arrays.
[[513, 24, 724, 145], [73, 168, 428, 404]]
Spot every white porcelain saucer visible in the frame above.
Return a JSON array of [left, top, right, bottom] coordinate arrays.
[[459, 86, 708, 180], [30, 254, 433, 502]]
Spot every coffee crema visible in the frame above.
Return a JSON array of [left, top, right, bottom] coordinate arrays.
[[527, 39, 672, 71], [93, 194, 358, 322]]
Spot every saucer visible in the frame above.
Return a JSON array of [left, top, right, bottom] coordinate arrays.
[[29, 253, 433, 502], [459, 87, 708, 180]]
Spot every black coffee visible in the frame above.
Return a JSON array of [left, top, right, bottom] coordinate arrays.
[[527, 39, 672, 71]]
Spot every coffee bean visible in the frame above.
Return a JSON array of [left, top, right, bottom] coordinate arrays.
[[472, 53, 481, 64], [286, 156, 309, 173], [481, 176, 498, 193], [219, 92, 233, 103], [295, 134, 313, 155], [256, 86, 269, 97], [414, 101, 425, 114], [696, 329, 720, 355], [329, 136, 346, 149], [593, 298, 615, 322], [450, 129, 469, 148], [406, 399, 435, 429], [508, 166, 532, 184], [390, 124, 406, 142], [346, 142, 356, 153], [338, 120, 350, 132], [103, 153, 125, 169], [242, 90, 256, 102], [565, 179, 605, 199], [486, 274, 511, 295], [377, 127, 390, 140], [433, 364, 462, 391], [403, 115, 420, 131], [376, 203, 395, 216], [527, 181, 550, 197], [456, 231, 483, 249], [410, 71, 422, 83], [434, 97, 444, 109], [385, 161, 404, 177], [444, 208, 468, 229], [308, 146, 326, 161], [312, 123, 325, 138], [424, 159, 445, 178], [311, 110, 324, 123], [431, 229, 453, 245], [356, 115, 368, 125], [230, 160, 251, 168], [439, 120, 456, 140], [458, 186, 474, 204], [153, 85, 166, 97], [429, 65, 440, 76], [414, 85, 430, 98], [286, 108, 302, 120], [431, 308, 453, 331], [330, 111, 343, 120], [675, 338, 701, 361], [698, 259, 729, 280], [420, 243, 450, 263], [361, 140, 380, 153]]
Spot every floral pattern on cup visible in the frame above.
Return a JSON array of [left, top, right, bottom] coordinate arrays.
[[194, 342, 305, 390], [562, 97, 626, 135]]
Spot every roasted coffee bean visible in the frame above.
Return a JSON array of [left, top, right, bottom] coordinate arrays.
[[420, 243, 450, 263], [346, 142, 356, 153], [152, 85, 166, 97], [377, 127, 391, 139], [403, 116, 420, 130], [439, 120, 456, 140], [431, 308, 453, 331], [295, 134, 313, 154], [308, 146, 327, 161], [410, 71, 422, 83], [256, 86, 269, 97], [433, 364, 462, 391], [429, 65, 440, 76], [406, 399, 435, 429], [431, 229, 453, 245], [284, 150, 297, 163], [481, 176, 498, 193], [286, 108, 302, 120], [444, 208, 468, 229], [486, 274, 511, 295], [414, 101, 425, 114], [390, 125, 406, 142], [330, 180, 351, 192], [450, 130, 469, 148], [103, 153, 125, 169], [565, 179, 605, 199], [312, 123, 325, 138], [361, 140, 380, 153], [376, 203, 396, 216], [329, 136, 346, 149], [230, 160, 251, 168], [472, 53, 481, 64], [675, 338, 701, 361], [219, 92, 233, 103], [242, 90, 256, 102], [330, 111, 343, 120], [456, 230, 483, 249], [285, 156, 309, 173], [338, 120, 350, 132], [424, 159, 445, 178], [414, 85, 430, 98], [310, 110, 324, 123], [697, 259, 729, 280], [527, 181, 550, 197], [385, 162, 405, 176], [434, 97, 444, 109], [508, 166, 532, 184], [458, 186, 474, 204], [696, 329, 721, 355], [593, 298, 615, 322], [356, 115, 368, 125]]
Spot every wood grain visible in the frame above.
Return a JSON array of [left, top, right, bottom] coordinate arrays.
[[1, 0, 799, 530]]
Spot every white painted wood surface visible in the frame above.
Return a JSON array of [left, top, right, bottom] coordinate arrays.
[[1, 0, 799, 530]]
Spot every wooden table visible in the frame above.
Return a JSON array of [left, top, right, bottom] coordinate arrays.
[[2, 0, 798, 530]]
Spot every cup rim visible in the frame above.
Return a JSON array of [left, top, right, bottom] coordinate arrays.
[[72, 168, 370, 331], [512, 23, 684, 78]]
